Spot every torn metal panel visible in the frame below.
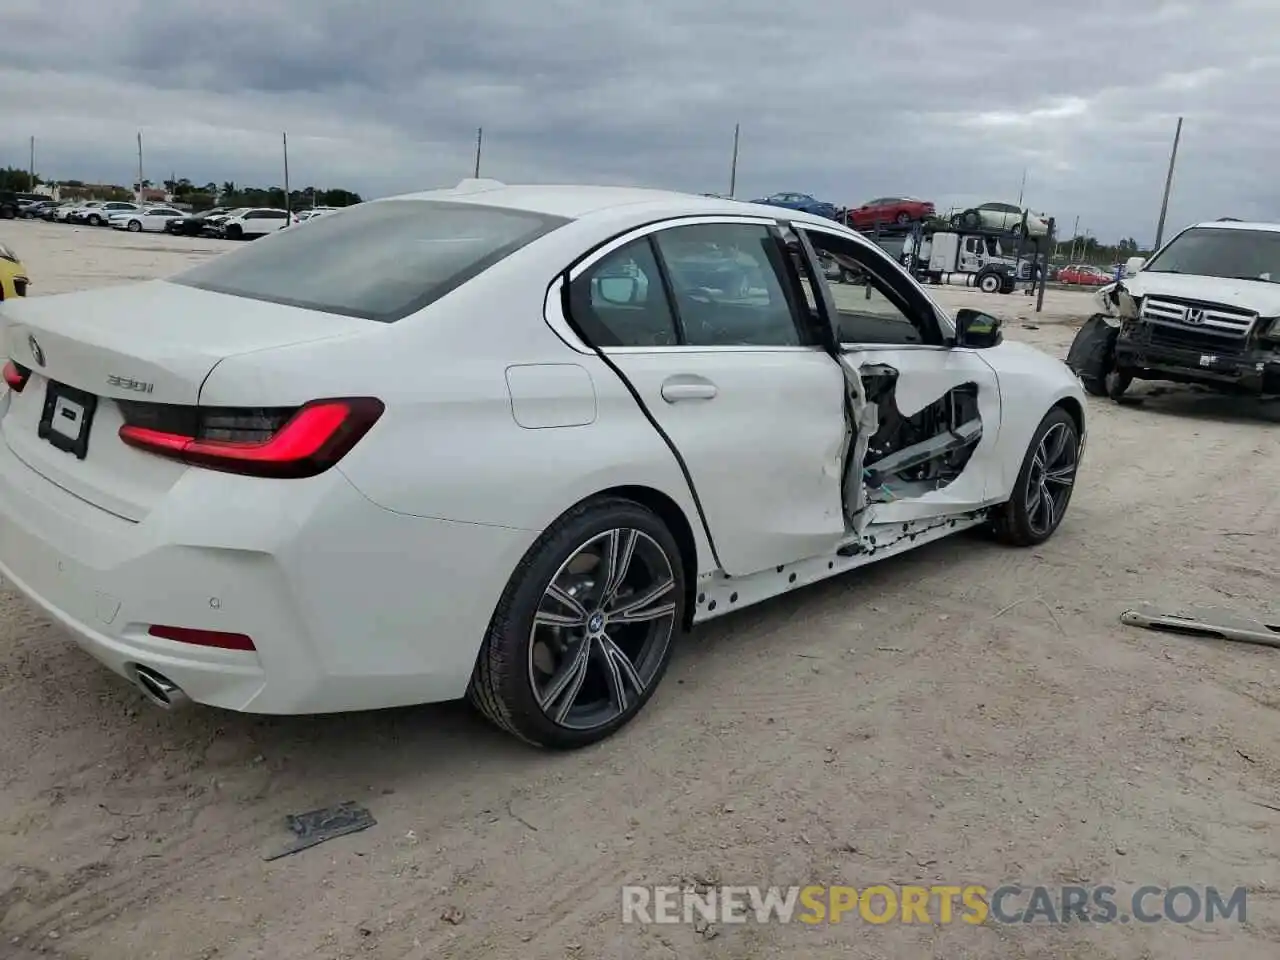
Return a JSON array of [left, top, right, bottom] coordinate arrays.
[[837, 348, 1001, 525], [864, 416, 982, 485], [1093, 280, 1139, 325], [263, 801, 377, 861], [838, 357, 877, 532], [1121, 603, 1280, 649]]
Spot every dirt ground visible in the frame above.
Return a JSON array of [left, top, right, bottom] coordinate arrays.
[[0, 220, 1277, 960]]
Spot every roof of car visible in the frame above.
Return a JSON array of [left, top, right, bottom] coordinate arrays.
[[380, 180, 843, 227], [1190, 220, 1280, 232]]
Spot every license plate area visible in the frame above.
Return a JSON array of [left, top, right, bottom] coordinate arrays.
[[38, 380, 98, 459]]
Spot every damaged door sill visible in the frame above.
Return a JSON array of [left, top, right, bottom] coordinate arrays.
[[692, 511, 989, 623]]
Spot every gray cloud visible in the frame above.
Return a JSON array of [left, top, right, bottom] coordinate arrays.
[[4, 0, 1277, 241]]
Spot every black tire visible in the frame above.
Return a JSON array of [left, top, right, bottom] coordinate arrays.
[[225, 224, 243, 240], [1072, 321, 1124, 397], [977, 270, 1003, 294], [127, 219, 142, 232], [895, 211, 911, 225], [469, 496, 686, 749], [962, 210, 981, 229], [1081, 375, 1108, 397], [87, 214, 101, 226], [0, 206, 15, 220], [991, 407, 1081, 547], [1104, 369, 1133, 399]]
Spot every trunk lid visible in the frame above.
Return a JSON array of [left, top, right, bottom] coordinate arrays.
[[1, 280, 371, 521]]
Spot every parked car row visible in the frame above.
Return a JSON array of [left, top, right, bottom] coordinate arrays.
[[1057, 264, 1113, 286], [14, 198, 310, 239], [165, 206, 301, 238], [2, 193, 49, 219], [749, 192, 1052, 239]]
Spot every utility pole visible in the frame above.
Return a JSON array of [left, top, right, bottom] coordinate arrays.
[[473, 127, 483, 178], [1016, 168, 1027, 207], [1068, 214, 1080, 261], [728, 123, 740, 198], [28, 137, 35, 192], [136, 132, 144, 202], [1153, 116, 1183, 252], [282, 132, 291, 220]]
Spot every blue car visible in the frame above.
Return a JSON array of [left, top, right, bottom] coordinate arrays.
[[749, 191, 840, 220]]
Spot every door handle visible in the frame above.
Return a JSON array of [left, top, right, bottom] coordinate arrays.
[[660, 375, 718, 402]]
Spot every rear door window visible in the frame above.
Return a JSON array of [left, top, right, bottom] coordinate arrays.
[[653, 222, 804, 347], [567, 239, 679, 347], [170, 199, 569, 322]]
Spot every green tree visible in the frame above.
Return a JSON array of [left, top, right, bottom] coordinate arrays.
[[0, 166, 41, 192]]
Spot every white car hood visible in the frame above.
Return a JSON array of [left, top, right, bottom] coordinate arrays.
[[1097, 272, 1280, 316]]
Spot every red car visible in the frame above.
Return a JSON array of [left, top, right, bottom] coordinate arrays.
[[1058, 264, 1112, 286], [844, 196, 936, 230]]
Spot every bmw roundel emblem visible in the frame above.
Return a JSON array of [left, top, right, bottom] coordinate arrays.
[[27, 334, 44, 367]]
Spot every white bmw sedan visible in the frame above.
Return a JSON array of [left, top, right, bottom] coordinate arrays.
[[0, 181, 1086, 749]]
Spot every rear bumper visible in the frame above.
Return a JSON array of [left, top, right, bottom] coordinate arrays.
[[0, 436, 535, 715], [1116, 332, 1280, 393]]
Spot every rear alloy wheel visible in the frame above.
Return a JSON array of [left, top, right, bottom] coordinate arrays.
[[87, 214, 102, 226], [470, 497, 685, 748], [127, 219, 142, 232], [992, 407, 1080, 546], [895, 211, 911, 225]]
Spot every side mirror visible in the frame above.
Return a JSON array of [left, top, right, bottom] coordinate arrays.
[[954, 308, 1003, 348], [596, 276, 638, 305], [1124, 256, 1145, 276]]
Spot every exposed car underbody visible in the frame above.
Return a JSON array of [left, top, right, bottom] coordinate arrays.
[[860, 367, 981, 502], [835, 358, 986, 534]]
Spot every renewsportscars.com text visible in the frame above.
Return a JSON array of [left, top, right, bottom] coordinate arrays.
[[622, 883, 1247, 926]]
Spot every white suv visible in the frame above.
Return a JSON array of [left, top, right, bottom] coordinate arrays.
[[219, 208, 297, 239], [79, 201, 140, 227]]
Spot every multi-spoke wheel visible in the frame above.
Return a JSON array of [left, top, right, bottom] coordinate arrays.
[[469, 497, 686, 748], [992, 407, 1081, 546]]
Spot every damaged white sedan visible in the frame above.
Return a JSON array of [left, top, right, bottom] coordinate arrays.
[[0, 181, 1086, 749]]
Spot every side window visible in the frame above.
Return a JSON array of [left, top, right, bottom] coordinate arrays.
[[802, 230, 939, 347], [653, 222, 802, 347], [567, 237, 679, 348]]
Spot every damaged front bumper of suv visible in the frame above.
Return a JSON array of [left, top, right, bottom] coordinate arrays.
[[1114, 321, 1280, 393], [1084, 280, 1280, 396]]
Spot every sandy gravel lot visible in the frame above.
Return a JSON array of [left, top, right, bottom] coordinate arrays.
[[0, 220, 1277, 960]]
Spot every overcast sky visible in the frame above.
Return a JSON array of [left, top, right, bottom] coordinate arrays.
[[4, 0, 1276, 242]]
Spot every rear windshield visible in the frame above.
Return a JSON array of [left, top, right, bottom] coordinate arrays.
[[170, 199, 569, 322]]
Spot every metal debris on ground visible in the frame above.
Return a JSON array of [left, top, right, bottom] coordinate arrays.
[[1120, 603, 1280, 650], [262, 801, 377, 861]]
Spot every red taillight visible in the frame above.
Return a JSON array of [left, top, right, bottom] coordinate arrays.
[[148, 624, 256, 651], [119, 397, 384, 478], [3, 360, 30, 392]]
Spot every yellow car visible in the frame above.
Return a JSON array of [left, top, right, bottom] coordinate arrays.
[[0, 242, 29, 301]]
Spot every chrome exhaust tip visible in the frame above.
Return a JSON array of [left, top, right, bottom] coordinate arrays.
[[133, 665, 190, 710]]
